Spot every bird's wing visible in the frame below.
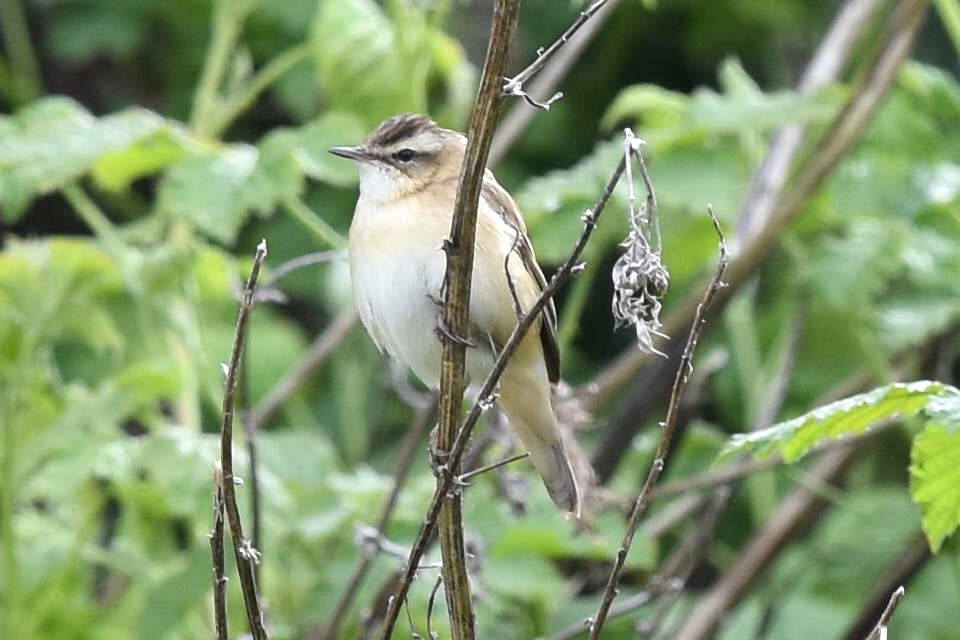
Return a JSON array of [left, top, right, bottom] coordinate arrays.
[[481, 173, 560, 384]]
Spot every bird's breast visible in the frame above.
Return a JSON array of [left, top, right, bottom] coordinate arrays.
[[348, 199, 449, 387]]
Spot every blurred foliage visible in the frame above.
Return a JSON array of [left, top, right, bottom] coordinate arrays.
[[2, 0, 960, 639]]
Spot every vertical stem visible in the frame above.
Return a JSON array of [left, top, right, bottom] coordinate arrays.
[[933, 0, 960, 53], [191, 0, 247, 136], [434, 1, 522, 638], [0, 0, 42, 104]]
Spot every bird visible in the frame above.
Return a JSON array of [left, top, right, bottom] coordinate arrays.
[[330, 113, 582, 516]]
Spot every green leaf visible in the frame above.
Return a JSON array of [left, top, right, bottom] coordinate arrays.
[[603, 58, 841, 141], [157, 146, 259, 244], [293, 112, 368, 186], [720, 381, 960, 462], [312, 0, 418, 126], [601, 85, 688, 130], [0, 97, 168, 220], [911, 424, 960, 551]]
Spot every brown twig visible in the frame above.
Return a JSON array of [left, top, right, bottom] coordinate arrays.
[[585, 0, 885, 412], [218, 239, 269, 639], [733, 0, 883, 245], [672, 445, 858, 640], [239, 322, 262, 587], [502, 0, 613, 109], [489, 0, 619, 163], [249, 307, 358, 431], [843, 534, 927, 640], [379, 129, 636, 640], [548, 488, 729, 640], [863, 587, 906, 640], [588, 0, 929, 479], [312, 400, 436, 640], [390, 1, 523, 638], [210, 477, 229, 640], [457, 451, 530, 484], [586, 207, 728, 640]]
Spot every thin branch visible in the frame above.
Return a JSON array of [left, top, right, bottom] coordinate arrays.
[[844, 534, 928, 640], [588, 0, 930, 479], [585, 0, 885, 412], [548, 487, 729, 640], [249, 307, 358, 431], [262, 250, 345, 291], [424, 1, 523, 638], [426, 576, 444, 640], [379, 130, 635, 640], [239, 321, 262, 587], [218, 239, 269, 640], [672, 446, 858, 640], [587, 207, 728, 640], [502, 0, 613, 109], [210, 476, 229, 640], [490, 0, 619, 164], [312, 400, 436, 640], [864, 587, 906, 640], [211, 41, 313, 136], [457, 451, 530, 484], [734, 0, 883, 245]]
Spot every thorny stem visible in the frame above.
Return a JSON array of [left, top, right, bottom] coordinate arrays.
[[587, 207, 729, 640], [217, 240, 269, 640], [378, 140, 631, 639]]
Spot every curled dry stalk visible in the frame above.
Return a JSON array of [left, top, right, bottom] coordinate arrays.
[[587, 208, 729, 639], [210, 240, 269, 640]]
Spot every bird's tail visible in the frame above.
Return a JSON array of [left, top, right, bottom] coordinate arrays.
[[498, 371, 582, 517]]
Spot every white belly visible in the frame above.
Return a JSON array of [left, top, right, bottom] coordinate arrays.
[[349, 208, 496, 389]]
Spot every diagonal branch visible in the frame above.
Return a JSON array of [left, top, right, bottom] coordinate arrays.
[[587, 208, 729, 639], [588, 0, 930, 480]]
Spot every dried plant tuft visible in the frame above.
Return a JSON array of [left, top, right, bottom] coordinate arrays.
[[611, 130, 669, 355]]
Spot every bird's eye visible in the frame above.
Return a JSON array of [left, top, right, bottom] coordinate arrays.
[[395, 148, 416, 162]]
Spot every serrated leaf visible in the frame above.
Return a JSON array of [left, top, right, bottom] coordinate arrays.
[[911, 425, 960, 551], [720, 381, 960, 462]]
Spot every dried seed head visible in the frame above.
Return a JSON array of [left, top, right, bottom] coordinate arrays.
[[612, 131, 669, 355], [611, 231, 669, 355]]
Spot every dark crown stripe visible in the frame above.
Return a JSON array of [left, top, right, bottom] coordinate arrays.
[[366, 113, 436, 147]]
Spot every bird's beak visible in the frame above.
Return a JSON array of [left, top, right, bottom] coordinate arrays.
[[328, 145, 372, 162]]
